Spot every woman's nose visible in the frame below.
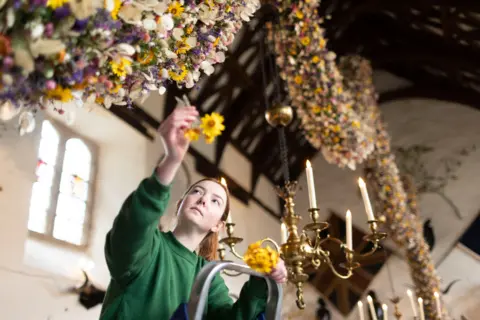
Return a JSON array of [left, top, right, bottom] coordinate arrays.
[[196, 197, 206, 206]]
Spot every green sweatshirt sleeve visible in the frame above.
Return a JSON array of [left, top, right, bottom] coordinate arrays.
[[105, 173, 171, 285], [207, 274, 268, 320]]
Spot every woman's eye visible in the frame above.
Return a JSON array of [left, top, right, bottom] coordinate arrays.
[[192, 189, 201, 194], [212, 199, 219, 205]]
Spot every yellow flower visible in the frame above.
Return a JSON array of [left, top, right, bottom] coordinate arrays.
[[225, 4, 231, 12], [337, 86, 343, 94], [136, 50, 155, 65], [184, 128, 200, 141], [95, 96, 105, 104], [110, 58, 132, 78], [319, 38, 326, 49], [311, 56, 320, 64], [312, 105, 321, 114], [200, 112, 225, 138], [352, 121, 360, 129], [295, 11, 304, 19], [176, 39, 191, 55], [185, 25, 194, 35], [168, 65, 188, 82], [243, 241, 279, 274], [109, 83, 122, 93], [204, 133, 215, 144], [294, 75, 303, 85], [45, 86, 73, 102], [213, 37, 220, 47], [109, 0, 122, 20], [47, 0, 69, 9], [300, 36, 310, 46], [205, 0, 214, 9], [314, 87, 323, 94], [168, 1, 184, 17]]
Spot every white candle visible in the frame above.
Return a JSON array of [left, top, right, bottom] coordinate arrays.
[[382, 304, 388, 320], [358, 177, 375, 221], [305, 160, 318, 208], [281, 222, 288, 243], [218, 243, 225, 250], [357, 301, 365, 320], [367, 296, 378, 320], [346, 210, 353, 250], [226, 212, 232, 224], [407, 289, 418, 317], [418, 298, 425, 320], [434, 292, 442, 319]]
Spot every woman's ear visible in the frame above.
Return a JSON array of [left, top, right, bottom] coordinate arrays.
[[211, 220, 225, 234]]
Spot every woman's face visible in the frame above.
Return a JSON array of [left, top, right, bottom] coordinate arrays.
[[178, 180, 228, 234]]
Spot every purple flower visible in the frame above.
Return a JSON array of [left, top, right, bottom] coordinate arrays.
[[73, 18, 90, 32], [44, 23, 54, 37], [54, 5, 72, 20], [30, 0, 47, 6], [72, 70, 84, 83]]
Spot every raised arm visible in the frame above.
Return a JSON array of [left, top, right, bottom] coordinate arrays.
[[104, 106, 198, 285]]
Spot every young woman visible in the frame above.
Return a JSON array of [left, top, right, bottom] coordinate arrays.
[[100, 106, 287, 320]]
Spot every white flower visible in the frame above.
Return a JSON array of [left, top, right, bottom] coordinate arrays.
[[153, 1, 169, 15], [2, 74, 13, 86], [192, 70, 200, 81], [7, 8, 14, 28], [215, 51, 225, 63], [160, 68, 169, 78], [31, 24, 45, 39], [198, 4, 219, 25], [160, 14, 174, 30], [18, 110, 35, 136], [69, 0, 103, 20], [0, 100, 21, 122], [165, 50, 178, 59], [172, 28, 184, 41], [118, 4, 143, 25], [30, 39, 66, 58], [186, 37, 197, 48], [200, 61, 214, 75], [142, 18, 157, 30], [104, 0, 115, 11], [115, 43, 136, 56], [0, 0, 7, 10], [185, 73, 194, 88], [14, 50, 34, 74], [159, 86, 167, 95]]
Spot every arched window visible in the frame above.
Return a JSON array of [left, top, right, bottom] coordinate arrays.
[[28, 120, 95, 247]]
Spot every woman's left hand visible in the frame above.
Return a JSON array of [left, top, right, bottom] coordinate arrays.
[[268, 259, 287, 284]]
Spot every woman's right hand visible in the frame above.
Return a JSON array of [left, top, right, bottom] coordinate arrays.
[[156, 106, 199, 185], [158, 106, 199, 163]]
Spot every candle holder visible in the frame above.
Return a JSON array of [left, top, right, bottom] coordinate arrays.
[[219, 105, 386, 309], [390, 296, 403, 320]]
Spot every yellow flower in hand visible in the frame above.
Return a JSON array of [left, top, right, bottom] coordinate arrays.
[[200, 112, 225, 138], [244, 241, 279, 274], [184, 128, 200, 141]]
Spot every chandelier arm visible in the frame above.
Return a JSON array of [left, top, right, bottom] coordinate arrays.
[[229, 245, 245, 260], [260, 238, 281, 252], [353, 242, 380, 259], [323, 255, 354, 280]]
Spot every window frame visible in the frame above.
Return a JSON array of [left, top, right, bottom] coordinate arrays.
[[28, 118, 97, 251]]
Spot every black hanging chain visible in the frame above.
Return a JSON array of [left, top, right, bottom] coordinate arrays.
[[278, 127, 290, 183]]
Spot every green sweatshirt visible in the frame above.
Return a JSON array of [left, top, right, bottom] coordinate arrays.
[[100, 174, 268, 320]]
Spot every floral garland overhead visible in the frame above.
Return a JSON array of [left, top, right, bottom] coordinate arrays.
[[0, 0, 259, 115], [339, 55, 447, 320], [272, 0, 375, 169]]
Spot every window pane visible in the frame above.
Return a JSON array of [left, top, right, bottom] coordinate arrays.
[[62, 139, 91, 180], [30, 182, 52, 212], [38, 121, 59, 166], [53, 216, 84, 245], [35, 160, 55, 186], [59, 173, 89, 201], [27, 208, 48, 233], [55, 193, 86, 225]]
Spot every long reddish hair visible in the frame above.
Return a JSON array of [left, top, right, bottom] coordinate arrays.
[[177, 178, 230, 261]]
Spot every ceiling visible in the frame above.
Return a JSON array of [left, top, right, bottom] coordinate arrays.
[[318, 0, 480, 109], [109, 2, 480, 215]]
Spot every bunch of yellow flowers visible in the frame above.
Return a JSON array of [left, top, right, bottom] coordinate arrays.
[[243, 241, 280, 274], [184, 112, 225, 144]]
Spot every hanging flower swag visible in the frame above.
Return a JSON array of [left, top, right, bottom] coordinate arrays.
[[273, 0, 375, 169], [0, 0, 260, 115]]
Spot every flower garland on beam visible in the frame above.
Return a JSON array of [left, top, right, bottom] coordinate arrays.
[[339, 55, 448, 320], [272, 0, 375, 169], [0, 0, 259, 114]]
